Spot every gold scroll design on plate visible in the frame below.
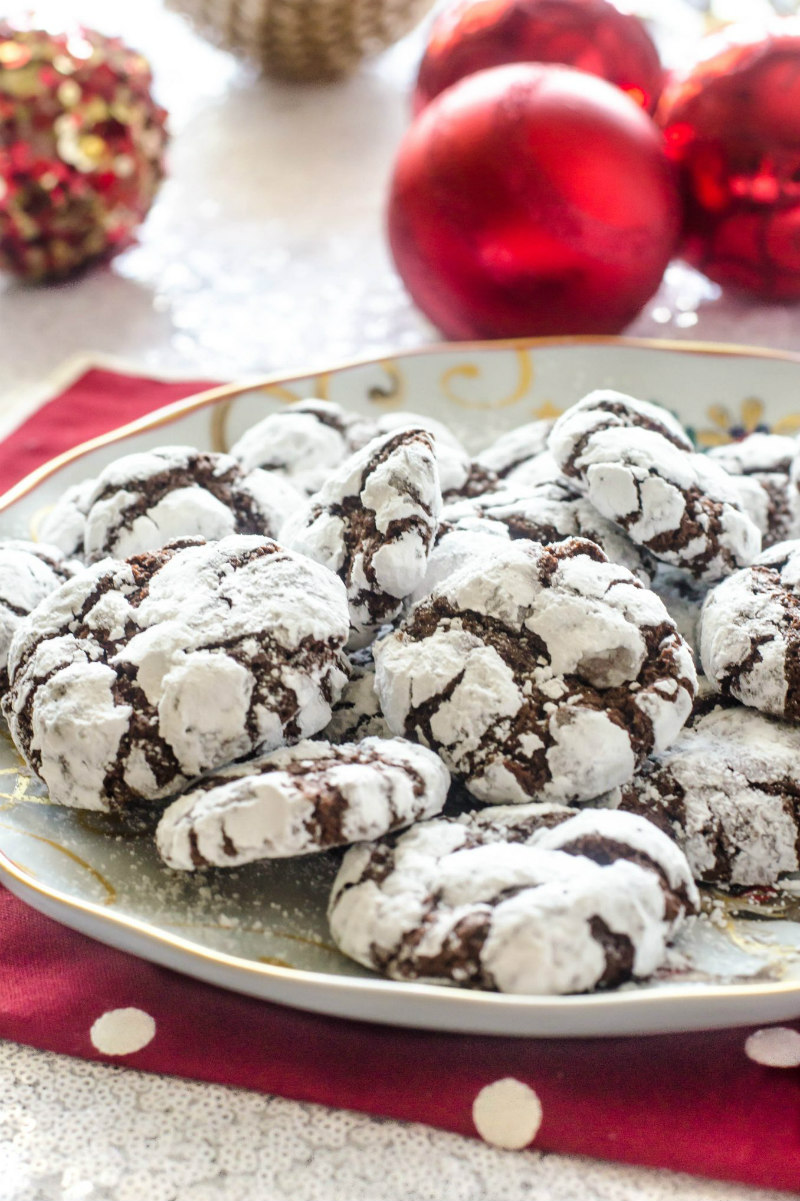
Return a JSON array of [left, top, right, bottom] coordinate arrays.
[[209, 379, 331, 454], [0, 733, 116, 902], [0, 766, 49, 809], [696, 397, 800, 448], [439, 349, 538, 412], [0, 729, 51, 809], [364, 362, 405, 408], [0, 823, 118, 906]]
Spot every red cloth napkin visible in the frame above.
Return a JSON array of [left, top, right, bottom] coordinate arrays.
[[0, 365, 799, 1194]]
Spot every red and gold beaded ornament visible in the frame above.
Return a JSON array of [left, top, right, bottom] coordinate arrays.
[[0, 19, 168, 282], [659, 22, 800, 300], [414, 0, 664, 115], [389, 63, 681, 340]]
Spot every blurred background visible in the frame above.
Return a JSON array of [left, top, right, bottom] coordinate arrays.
[[2, 0, 800, 403]]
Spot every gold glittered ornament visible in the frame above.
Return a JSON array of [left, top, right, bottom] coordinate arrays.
[[167, 0, 437, 82], [0, 19, 168, 283]]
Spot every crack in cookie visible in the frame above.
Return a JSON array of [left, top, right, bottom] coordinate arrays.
[[3, 536, 350, 811], [376, 538, 696, 804], [328, 805, 698, 994]]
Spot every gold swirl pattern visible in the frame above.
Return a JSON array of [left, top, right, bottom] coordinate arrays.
[[0, 769, 52, 809], [364, 361, 405, 407], [530, 400, 563, 421], [440, 349, 533, 411], [0, 732, 52, 808], [0, 822, 117, 905]]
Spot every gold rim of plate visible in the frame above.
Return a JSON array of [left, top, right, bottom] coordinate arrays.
[[5, 333, 800, 512]]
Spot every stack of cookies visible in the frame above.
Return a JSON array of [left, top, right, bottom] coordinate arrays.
[[3, 390, 798, 996]]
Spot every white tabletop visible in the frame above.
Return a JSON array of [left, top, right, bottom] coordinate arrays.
[[0, 3, 797, 1198]]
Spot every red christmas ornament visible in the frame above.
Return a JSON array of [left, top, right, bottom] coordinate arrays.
[[414, 0, 663, 115], [0, 19, 168, 282], [659, 23, 800, 300], [389, 63, 681, 340]]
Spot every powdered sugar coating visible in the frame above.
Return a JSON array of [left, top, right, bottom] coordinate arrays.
[[549, 389, 764, 580], [0, 540, 79, 693], [375, 538, 696, 804], [281, 427, 441, 649], [699, 540, 800, 719], [156, 736, 450, 869], [710, 432, 797, 477], [368, 410, 496, 499], [710, 433, 800, 548], [3, 536, 350, 811], [441, 481, 654, 583], [475, 419, 554, 482], [229, 399, 376, 495], [81, 446, 300, 562], [607, 701, 800, 885], [328, 805, 697, 994], [37, 477, 97, 560], [408, 524, 511, 608], [555, 426, 761, 581], [549, 390, 693, 474], [324, 646, 392, 742], [650, 566, 708, 661]]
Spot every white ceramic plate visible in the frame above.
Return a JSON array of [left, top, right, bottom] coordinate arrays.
[[3, 335, 800, 1039]]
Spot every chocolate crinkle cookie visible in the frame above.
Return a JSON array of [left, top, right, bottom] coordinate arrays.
[[37, 476, 97, 561], [407, 522, 511, 609], [375, 537, 697, 805], [328, 805, 698, 994], [474, 419, 554, 483], [156, 736, 450, 869], [549, 389, 693, 469], [0, 540, 79, 694], [364, 410, 497, 500], [3, 535, 350, 811], [605, 701, 800, 886], [709, 431, 800, 548], [281, 426, 441, 649], [442, 480, 655, 583], [699, 540, 800, 721], [323, 645, 392, 743], [229, 398, 376, 495], [548, 390, 762, 581], [79, 445, 301, 563]]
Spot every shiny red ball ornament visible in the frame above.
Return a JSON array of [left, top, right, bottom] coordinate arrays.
[[0, 19, 168, 282], [659, 23, 800, 300], [389, 63, 681, 340], [414, 0, 663, 115]]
